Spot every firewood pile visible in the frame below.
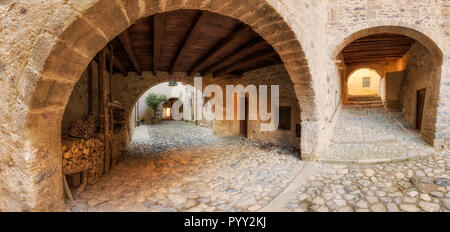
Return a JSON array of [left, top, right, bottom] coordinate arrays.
[[112, 109, 126, 132], [62, 135, 105, 185], [69, 117, 95, 139], [111, 132, 127, 165]]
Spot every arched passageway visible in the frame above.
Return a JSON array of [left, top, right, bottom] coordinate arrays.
[[14, 2, 315, 211], [62, 69, 302, 211], [347, 68, 382, 97], [321, 27, 444, 162]]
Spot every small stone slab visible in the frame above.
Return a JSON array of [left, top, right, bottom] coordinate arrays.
[[433, 178, 449, 187]]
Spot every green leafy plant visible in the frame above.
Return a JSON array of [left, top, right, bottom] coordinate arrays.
[[145, 93, 168, 115]]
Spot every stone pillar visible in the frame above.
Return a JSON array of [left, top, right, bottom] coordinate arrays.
[[300, 120, 321, 161], [20, 109, 66, 211]]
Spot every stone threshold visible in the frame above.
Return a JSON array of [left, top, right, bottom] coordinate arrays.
[[318, 153, 431, 165]]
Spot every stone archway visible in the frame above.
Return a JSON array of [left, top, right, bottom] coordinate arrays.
[[331, 26, 444, 62], [16, 0, 317, 211], [346, 68, 382, 97], [128, 76, 197, 136], [332, 25, 446, 149]]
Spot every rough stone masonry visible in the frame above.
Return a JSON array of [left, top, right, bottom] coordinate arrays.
[[0, 0, 449, 211]]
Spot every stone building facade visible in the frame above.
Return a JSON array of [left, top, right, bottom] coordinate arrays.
[[0, 0, 448, 211]]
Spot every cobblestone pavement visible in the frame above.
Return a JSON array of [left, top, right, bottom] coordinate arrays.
[[286, 152, 450, 212], [318, 107, 433, 163], [68, 121, 449, 212], [68, 121, 303, 212]]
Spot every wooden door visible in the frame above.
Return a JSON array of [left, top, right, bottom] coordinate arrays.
[[416, 89, 426, 130], [239, 97, 248, 137]]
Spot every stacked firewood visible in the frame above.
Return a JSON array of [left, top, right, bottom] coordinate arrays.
[[111, 132, 127, 165], [62, 135, 105, 185], [112, 109, 126, 132], [69, 117, 95, 139]]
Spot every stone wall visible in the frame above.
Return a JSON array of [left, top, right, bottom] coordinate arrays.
[[385, 71, 404, 109], [401, 42, 441, 145], [62, 61, 100, 131], [240, 65, 301, 149]]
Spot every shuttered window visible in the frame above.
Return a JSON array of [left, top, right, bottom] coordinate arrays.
[[279, 106, 291, 130], [362, 77, 371, 88]]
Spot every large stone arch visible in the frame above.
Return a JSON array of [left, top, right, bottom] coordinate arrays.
[[113, 72, 196, 122], [331, 25, 446, 149], [16, 0, 317, 211], [330, 25, 444, 64]]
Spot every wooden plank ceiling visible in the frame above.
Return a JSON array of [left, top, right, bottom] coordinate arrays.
[[341, 34, 416, 66], [107, 10, 281, 77]]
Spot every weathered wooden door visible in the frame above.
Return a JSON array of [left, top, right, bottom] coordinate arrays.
[[239, 97, 248, 137], [416, 89, 426, 130]]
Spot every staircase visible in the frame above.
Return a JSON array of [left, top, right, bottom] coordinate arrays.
[[345, 95, 384, 108]]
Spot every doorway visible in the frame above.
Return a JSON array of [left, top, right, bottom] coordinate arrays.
[[416, 89, 426, 130]]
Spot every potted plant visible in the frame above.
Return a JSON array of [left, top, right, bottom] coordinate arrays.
[[145, 93, 168, 124]]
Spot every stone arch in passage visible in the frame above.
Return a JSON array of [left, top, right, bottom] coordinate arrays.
[[129, 76, 197, 128], [346, 68, 382, 97], [332, 26, 444, 63], [20, 0, 317, 211], [333, 25, 445, 148]]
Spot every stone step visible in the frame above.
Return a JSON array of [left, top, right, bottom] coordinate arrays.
[[346, 100, 384, 105], [344, 103, 385, 109], [347, 96, 382, 102]]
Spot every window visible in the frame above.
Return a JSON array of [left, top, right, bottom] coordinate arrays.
[[279, 106, 291, 130], [296, 124, 301, 137], [168, 81, 178, 86], [362, 77, 371, 88]]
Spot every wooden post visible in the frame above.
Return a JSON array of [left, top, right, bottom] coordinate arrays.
[[63, 175, 74, 201], [98, 49, 111, 174], [88, 62, 95, 116], [98, 53, 104, 132], [109, 46, 115, 167]]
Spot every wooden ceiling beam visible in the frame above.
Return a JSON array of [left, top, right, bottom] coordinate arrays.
[[188, 24, 253, 75], [344, 58, 405, 64], [267, 56, 283, 64], [153, 13, 166, 75], [343, 45, 413, 52], [105, 48, 128, 76], [343, 53, 408, 59], [170, 11, 212, 74], [119, 30, 142, 75], [345, 40, 414, 47], [204, 38, 267, 75], [343, 49, 410, 56], [345, 60, 400, 66], [349, 38, 415, 45], [214, 49, 277, 76]]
